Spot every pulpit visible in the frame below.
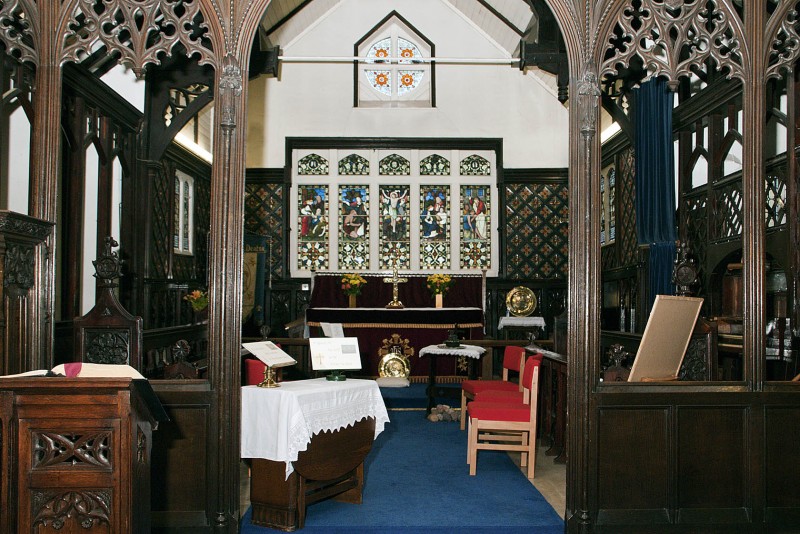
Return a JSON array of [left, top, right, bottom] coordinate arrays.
[[306, 273, 485, 378], [0, 376, 167, 533]]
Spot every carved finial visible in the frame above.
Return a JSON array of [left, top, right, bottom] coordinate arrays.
[[672, 241, 699, 296], [93, 236, 122, 288]]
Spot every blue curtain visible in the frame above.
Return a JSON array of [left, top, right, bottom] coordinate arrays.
[[634, 78, 676, 311]]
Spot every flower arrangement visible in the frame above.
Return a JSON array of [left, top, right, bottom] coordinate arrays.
[[184, 289, 208, 312], [341, 273, 367, 296], [426, 274, 453, 296]]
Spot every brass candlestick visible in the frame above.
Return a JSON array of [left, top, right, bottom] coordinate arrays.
[[257, 365, 280, 388]]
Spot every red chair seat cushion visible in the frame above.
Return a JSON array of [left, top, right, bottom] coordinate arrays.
[[462, 380, 519, 395], [473, 389, 524, 402], [468, 401, 531, 423]]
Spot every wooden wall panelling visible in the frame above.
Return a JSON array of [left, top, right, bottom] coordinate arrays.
[[596, 407, 670, 524], [150, 381, 212, 530], [764, 405, 800, 525]]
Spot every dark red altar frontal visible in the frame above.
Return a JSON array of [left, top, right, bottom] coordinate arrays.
[[306, 307, 484, 378]]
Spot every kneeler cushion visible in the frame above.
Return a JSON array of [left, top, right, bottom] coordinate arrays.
[[468, 401, 531, 423]]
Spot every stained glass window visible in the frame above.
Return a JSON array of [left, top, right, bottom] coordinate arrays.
[[292, 149, 494, 275], [460, 185, 491, 269], [297, 185, 329, 270], [339, 153, 370, 175], [419, 185, 450, 269], [460, 154, 491, 176], [600, 165, 616, 245], [379, 185, 411, 269], [420, 154, 450, 175], [339, 185, 370, 270], [298, 153, 329, 175], [357, 18, 432, 108], [173, 171, 194, 254], [379, 154, 410, 175]]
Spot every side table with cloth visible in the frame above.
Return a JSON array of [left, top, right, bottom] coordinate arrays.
[[241, 378, 390, 530], [419, 344, 487, 414]]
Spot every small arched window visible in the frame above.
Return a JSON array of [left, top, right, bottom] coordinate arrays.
[[355, 12, 434, 108]]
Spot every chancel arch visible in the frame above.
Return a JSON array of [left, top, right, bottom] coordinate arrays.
[[6, 0, 800, 532]]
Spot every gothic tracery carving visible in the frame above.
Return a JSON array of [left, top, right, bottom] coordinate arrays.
[[61, 0, 215, 78], [0, 0, 38, 65], [600, 0, 745, 85], [33, 432, 112, 468]]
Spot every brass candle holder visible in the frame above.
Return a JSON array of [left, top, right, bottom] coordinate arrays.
[[257, 365, 280, 388]]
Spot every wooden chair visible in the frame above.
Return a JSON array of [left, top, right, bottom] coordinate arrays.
[[73, 237, 142, 371], [467, 355, 540, 478], [459, 345, 526, 430], [472, 353, 543, 403]]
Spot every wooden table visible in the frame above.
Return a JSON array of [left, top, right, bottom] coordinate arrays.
[[241, 379, 389, 530], [419, 344, 486, 414]]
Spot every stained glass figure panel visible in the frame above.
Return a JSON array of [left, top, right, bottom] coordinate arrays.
[[379, 185, 410, 269], [379, 154, 410, 175], [339, 184, 370, 270], [339, 153, 370, 175], [420, 154, 450, 176], [298, 153, 329, 175], [298, 185, 329, 270], [460, 154, 491, 176], [420, 185, 450, 269], [460, 185, 491, 269]]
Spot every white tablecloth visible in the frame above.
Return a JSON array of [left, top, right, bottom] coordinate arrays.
[[241, 378, 389, 477], [418, 344, 486, 359], [498, 316, 546, 329]]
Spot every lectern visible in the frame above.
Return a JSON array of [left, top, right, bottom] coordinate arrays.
[[0, 377, 167, 533]]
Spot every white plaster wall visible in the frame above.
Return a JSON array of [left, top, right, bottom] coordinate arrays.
[[246, 0, 569, 169], [101, 65, 146, 112]]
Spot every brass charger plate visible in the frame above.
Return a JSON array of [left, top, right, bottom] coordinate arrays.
[[378, 354, 411, 378], [506, 286, 537, 317]]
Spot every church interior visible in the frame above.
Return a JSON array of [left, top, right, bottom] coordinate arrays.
[[2, 0, 800, 532]]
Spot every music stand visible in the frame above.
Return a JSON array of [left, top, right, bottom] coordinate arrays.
[[309, 337, 362, 381]]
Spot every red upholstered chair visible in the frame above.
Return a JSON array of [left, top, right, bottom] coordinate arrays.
[[459, 346, 526, 430], [472, 353, 543, 404], [467, 356, 541, 478]]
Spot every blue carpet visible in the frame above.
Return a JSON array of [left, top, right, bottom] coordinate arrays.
[[242, 408, 564, 533]]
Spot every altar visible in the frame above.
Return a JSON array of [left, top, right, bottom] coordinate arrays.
[[306, 273, 485, 379]]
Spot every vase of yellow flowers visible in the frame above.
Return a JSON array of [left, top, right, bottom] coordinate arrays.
[[184, 289, 209, 323], [426, 274, 452, 308], [341, 273, 367, 307]]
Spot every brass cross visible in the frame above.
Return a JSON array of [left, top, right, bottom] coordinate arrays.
[[383, 268, 408, 309]]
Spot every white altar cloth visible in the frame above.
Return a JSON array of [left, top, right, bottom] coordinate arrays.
[[241, 378, 389, 477], [418, 344, 486, 359], [498, 316, 546, 329]]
